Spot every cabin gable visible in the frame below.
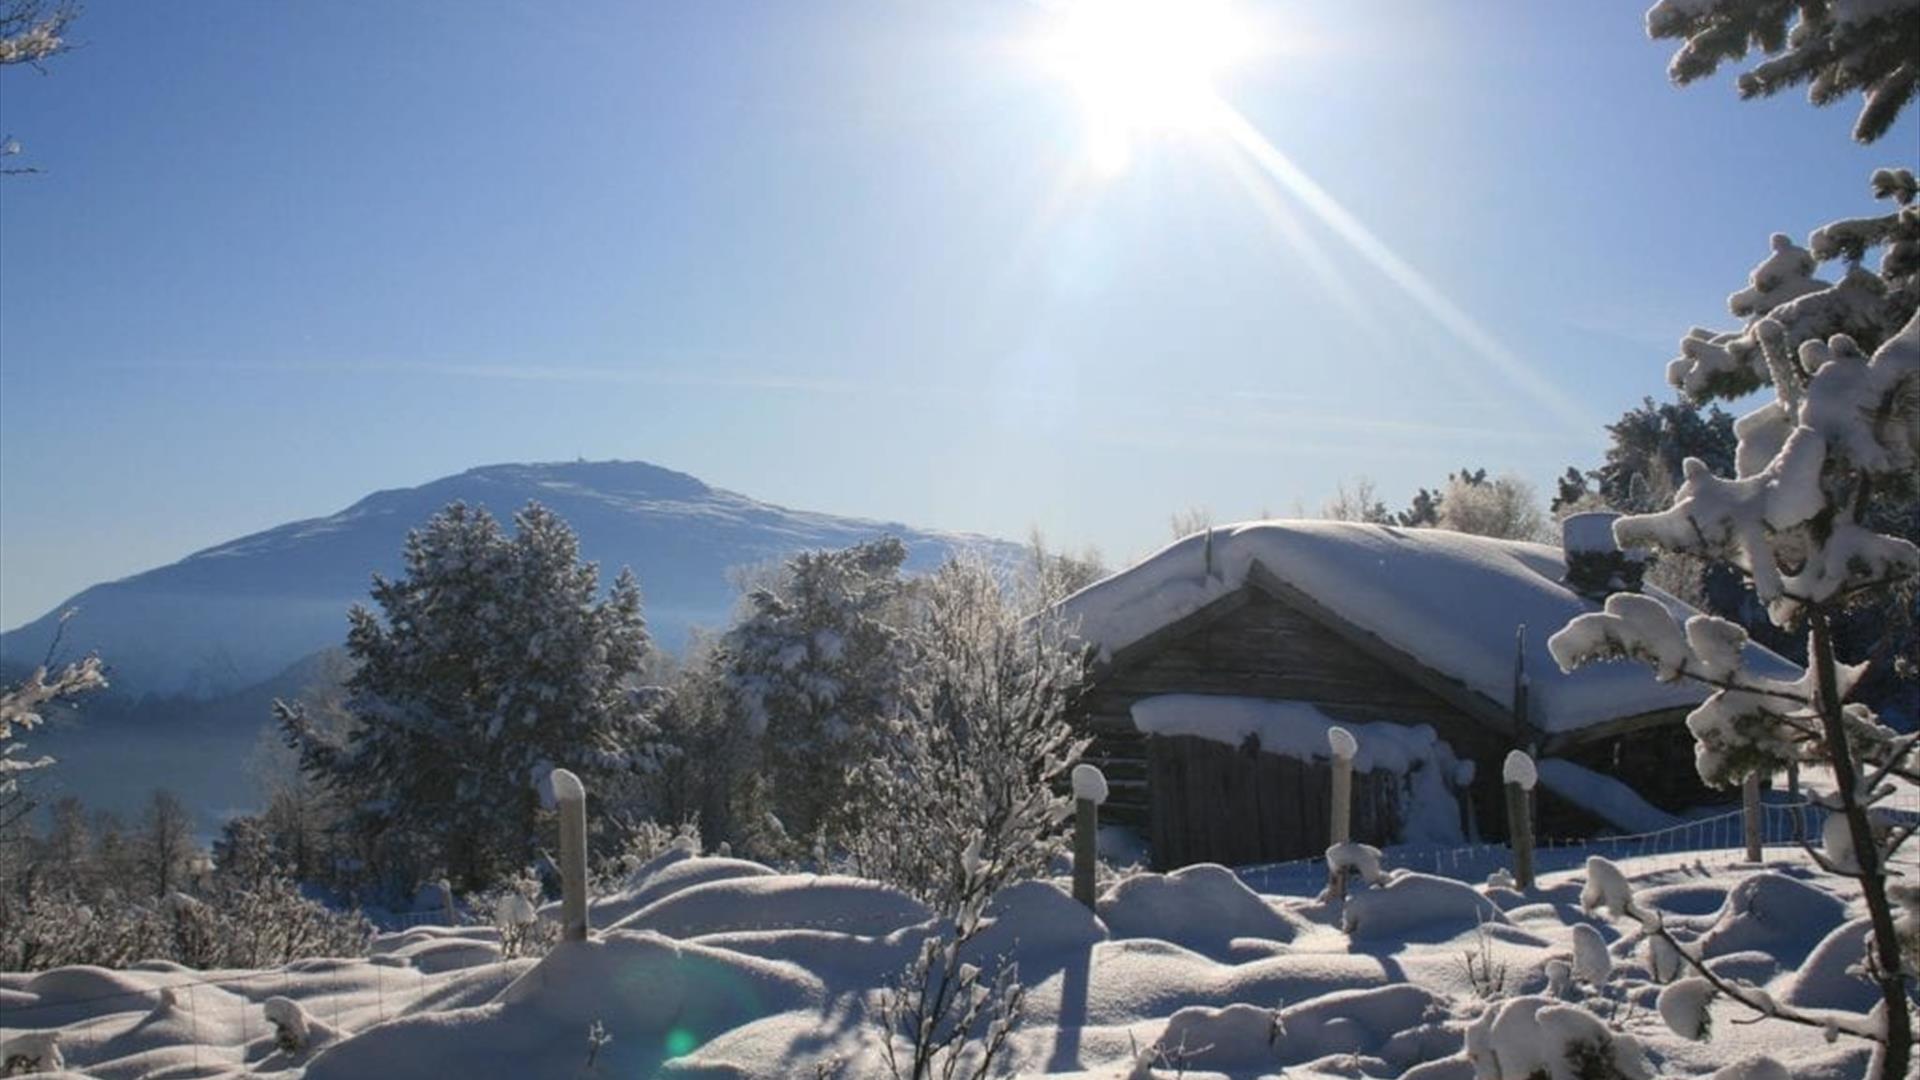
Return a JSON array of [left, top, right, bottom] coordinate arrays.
[[1075, 582, 1509, 843]]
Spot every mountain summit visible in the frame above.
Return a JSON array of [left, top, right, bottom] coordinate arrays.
[[1, 460, 1015, 700]]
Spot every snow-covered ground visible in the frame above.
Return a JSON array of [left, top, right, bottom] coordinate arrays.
[[0, 845, 1895, 1078]]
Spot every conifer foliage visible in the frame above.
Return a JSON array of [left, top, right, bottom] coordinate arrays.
[[1647, 0, 1920, 143], [280, 501, 660, 893], [717, 537, 911, 851], [1549, 188, 1920, 1080]]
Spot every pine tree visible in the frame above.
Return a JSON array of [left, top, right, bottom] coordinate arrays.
[[1647, 0, 1920, 143], [718, 536, 911, 851], [281, 501, 661, 893], [1669, 169, 1919, 402], [1590, 398, 1739, 510]]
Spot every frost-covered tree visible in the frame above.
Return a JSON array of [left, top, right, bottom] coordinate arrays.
[[1435, 470, 1552, 542], [840, 556, 1090, 906], [1, 0, 78, 176], [1389, 467, 1549, 540], [1321, 477, 1395, 524], [0, 636, 106, 837], [137, 789, 196, 899], [1647, 0, 1920, 143], [281, 501, 661, 893], [718, 536, 911, 852], [1019, 527, 1107, 612], [1550, 309, 1920, 1074]]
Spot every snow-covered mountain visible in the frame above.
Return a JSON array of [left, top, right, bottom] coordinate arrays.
[[0, 460, 1017, 701]]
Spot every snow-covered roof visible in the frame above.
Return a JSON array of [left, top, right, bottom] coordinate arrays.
[[1056, 521, 1801, 736]]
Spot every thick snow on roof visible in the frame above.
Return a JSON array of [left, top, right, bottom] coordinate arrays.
[[1057, 521, 1800, 735]]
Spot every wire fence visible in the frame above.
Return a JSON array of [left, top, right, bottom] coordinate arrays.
[[1236, 792, 1919, 897], [0, 954, 452, 1072]]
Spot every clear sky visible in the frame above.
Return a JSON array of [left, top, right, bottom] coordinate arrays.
[[0, 1, 1909, 629]]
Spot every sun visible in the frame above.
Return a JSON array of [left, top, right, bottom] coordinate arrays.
[[1035, 0, 1249, 174]]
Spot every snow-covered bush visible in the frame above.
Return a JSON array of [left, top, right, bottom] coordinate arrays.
[[588, 817, 701, 892], [1570, 923, 1612, 988], [875, 841, 1024, 1080], [482, 869, 557, 961], [838, 555, 1089, 908], [0, 874, 372, 971], [1464, 995, 1650, 1080], [264, 996, 311, 1053], [280, 501, 663, 894], [0, 1031, 62, 1075], [1657, 977, 1716, 1041]]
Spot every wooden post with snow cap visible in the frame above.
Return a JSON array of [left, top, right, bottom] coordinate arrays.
[[1503, 750, 1537, 890], [551, 768, 590, 941], [1071, 763, 1107, 910], [1743, 772, 1763, 863], [1327, 727, 1357, 898]]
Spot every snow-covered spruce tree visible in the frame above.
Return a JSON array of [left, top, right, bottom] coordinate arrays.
[[840, 555, 1091, 906], [280, 501, 661, 894], [1647, 0, 1920, 144], [1550, 309, 1920, 1075], [717, 536, 911, 853]]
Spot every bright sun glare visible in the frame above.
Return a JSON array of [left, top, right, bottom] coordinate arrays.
[[1037, 0, 1249, 175]]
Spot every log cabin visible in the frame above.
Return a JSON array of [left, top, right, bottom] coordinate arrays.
[[1054, 518, 1801, 870]]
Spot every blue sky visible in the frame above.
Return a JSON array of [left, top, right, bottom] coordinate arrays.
[[0, 1, 1909, 629]]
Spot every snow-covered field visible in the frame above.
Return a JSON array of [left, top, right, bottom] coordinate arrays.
[[2, 843, 1894, 1079]]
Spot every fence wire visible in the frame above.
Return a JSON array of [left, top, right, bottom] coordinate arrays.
[[1236, 792, 1918, 897]]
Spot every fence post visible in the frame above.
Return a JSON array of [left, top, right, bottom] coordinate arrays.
[[1327, 727, 1357, 898], [551, 768, 590, 941], [1503, 750, 1536, 890], [1743, 772, 1763, 863], [437, 878, 455, 927], [1070, 764, 1108, 910]]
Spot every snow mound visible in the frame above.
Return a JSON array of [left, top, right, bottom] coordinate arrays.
[[388, 936, 503, 974], [1098, 864, 1298, 958], [1697, 872, 1846, 965], [974, 880, 1109, 959], [558, 852, 774, 927], [1536, 759, 1678, 833], [1276, 984, 1457, 1070], [1780, 917, 1878, 1013], [1708, 1056, 1792, 1080], [611, 872, 929, 938], [305, 931, 823, 1080], [1148, 987, 1458, 1075], [1343, 872, 1507, 941]]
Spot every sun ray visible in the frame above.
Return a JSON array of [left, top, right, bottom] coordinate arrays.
[[1204, 100, 1594, 431]]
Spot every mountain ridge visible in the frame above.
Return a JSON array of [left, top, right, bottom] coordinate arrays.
[[1, 459, 1018, 700]]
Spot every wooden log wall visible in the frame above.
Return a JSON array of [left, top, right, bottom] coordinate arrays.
[[1145, 734, 1406, 869], [1074, 588, 1504, 845]]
